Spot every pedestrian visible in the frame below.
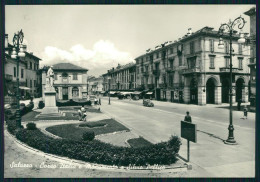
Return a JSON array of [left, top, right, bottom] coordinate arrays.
[[237, 98, 242, 111], [99, 98, 101, 105], [79, 105, 87, 121], [184, 111, 192, 123], [243, 106, 248, 119]]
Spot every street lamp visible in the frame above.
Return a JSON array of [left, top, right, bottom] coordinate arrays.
[[218, 16, 246, 145], [11, 30, 26, 128], [108, 76, 111, 105]]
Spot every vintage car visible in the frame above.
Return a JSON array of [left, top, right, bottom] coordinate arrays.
[[143, 99, 154, 107]]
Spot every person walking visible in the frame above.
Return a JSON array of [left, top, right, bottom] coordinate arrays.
[[243, 106, 248, 119], [237, 98, 242, 111], [184, 111, 192, 123]]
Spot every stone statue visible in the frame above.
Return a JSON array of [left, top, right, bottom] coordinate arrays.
[[47, 66, 54, 87]]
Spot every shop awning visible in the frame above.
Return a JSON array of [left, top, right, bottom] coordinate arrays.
[[109, 91, 116, 94], [132, 91, 141, 94], [100, 91, 106, 94], [19, 86, 30, 90], [146, 92, 153, 95]]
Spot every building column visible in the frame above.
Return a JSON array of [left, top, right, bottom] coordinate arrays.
[[183, 87, 190, 104], [242, 86, 248, 103], [198, 87, 206, 105], [58, 87, 62, 100], [68, 87, 72, 99], [79, 86, 82, 99], [215, 86, 222, 104]]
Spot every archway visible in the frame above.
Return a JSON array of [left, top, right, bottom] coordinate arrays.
[[222, 79, 229, 103], [206, 78, 215, 104], [190, 78, 198, 104], [236, 78, 245, 102]]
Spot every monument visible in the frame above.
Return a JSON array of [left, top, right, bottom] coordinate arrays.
[[41, 66, 59, 114]]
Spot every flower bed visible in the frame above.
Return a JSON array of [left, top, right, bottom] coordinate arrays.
[[7, 119, 182, 166], [46, 119, 130, 140]]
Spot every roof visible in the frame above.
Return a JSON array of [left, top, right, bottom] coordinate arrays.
[[52, 63, 88, 71], [244, 7, 256, 16]]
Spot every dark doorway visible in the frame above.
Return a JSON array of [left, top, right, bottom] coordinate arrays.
[[62, 87, 68, 100], [171, 91, 174, 102], [222, 79, 229, 103], [206, 78, 215, 104], [190, 78, 198, 104], [236, 78, 244, 102]]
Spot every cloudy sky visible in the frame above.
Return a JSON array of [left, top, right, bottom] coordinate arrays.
[[5, 4, 255, 76]]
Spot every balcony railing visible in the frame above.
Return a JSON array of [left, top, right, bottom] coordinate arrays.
[[5, 74, 13, 82], [166, 67, 176, 73], [219, 67, 239, 73], [182, 67, 201, 74]]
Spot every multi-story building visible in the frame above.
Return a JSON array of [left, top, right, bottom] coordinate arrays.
[[88, 76, 104, 95], [102, 63, 136, 92], [41, 63, 88, 100], [244, 7, 256, 111], [135, 26, 250, 105], [4, 34, 41, 104]]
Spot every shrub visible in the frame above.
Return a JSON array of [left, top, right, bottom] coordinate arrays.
[[6, 120, 17, 134], [82, 131, 95, 141], [38, 101, 45, 109], [26, 122, 37, 130], [167, 135, 182, 153]]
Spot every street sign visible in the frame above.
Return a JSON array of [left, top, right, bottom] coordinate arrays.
[[181, 121, 197, 143], [181, 121, 197, 162]]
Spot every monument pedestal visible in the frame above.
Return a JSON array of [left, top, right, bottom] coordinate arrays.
[[42, 87, 59, 114]]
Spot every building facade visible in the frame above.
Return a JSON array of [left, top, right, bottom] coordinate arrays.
[[244, 7, 256, 111], [135, 26, 250, 105], [41, 63, 88, 100], [4, 34, 41, 104], [102, 63, 136, 92], [88, 76, 104, 95]]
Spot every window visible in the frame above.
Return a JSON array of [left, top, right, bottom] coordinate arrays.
[[187, 57, 196, 69], [225, 57, 230, 68], [209, 56, 215, 68], [72, 87, 79, 97], [21, 69, 24, 78], [190, 41, 194, 54], [238, 58, 243, 69], [169, 59, 174, 69], [13, 67, 16, 77], [225, 41, 229, 54], [145, 65, 148, 72], [34, 63, 36, 70], [156, 52, 159, 58], [238, 44, 242, 55], [170, 47, 173, 54], [178, 55, 182, 66], [34, 80, 36, 87], [54, 74, 57, 80], [209, 39, 214, 52], [30, 62, 32, 69], [30, 80, 32, 88], [168, 75, 173, 87]]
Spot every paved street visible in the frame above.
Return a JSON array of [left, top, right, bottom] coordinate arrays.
[[100, 97, 255, 177]]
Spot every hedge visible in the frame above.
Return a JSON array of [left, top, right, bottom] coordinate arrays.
[[7, 120, 182, 167], [56, 99, 91, 107]]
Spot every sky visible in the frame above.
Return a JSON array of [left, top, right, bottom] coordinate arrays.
[[5, 4, 255, 77]]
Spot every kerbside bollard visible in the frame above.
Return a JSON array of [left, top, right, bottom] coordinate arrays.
[[181, 121, 197, 163]]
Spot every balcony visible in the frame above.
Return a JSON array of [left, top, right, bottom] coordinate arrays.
[[5, 74, 13, 82], [248, 58, 256, 66], [219, 67, 239, 73], [166, 67, 176, 73], [182, 67, 201, 75]]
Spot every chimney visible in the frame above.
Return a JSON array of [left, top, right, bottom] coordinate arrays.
[[5, 34, 9, 54]]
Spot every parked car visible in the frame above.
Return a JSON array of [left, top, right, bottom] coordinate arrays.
[[89, 95, 98, 105], [143, 99, 154, 107]]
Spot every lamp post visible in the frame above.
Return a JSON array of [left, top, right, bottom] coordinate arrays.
[[108, 76, 111, 105], [11, 30, 26, 128], [218, 16, 246, 144]]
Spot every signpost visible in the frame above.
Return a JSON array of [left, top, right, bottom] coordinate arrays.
[[181, 121, 197, 162]]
